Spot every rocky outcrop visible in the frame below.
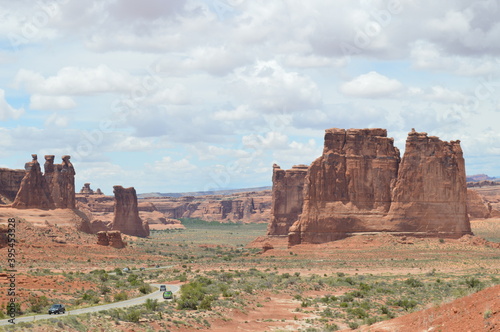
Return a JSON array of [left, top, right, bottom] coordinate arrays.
[[111, 186, 149, 237], [97, 230, 126, 248], [287, 128, 472, 246], [467, 189, 492, 219], [386, 130, 470, 236], [44, 155, 76, 209], [0, 168, 25, 203], [12, 155, 54, 209], [80, 183, 94, 194], [267, 164, 308, 236], [11, 154, 76, 209]]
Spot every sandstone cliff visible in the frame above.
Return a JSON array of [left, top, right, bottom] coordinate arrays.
[[287, 128, 472, 246], [111, 186, 149, 237], [267, 164, 308, 236]]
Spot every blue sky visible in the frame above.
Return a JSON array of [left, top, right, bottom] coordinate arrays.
[[0, 0, 499, 194]]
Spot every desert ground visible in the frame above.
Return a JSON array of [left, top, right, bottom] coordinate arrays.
[[0, 206, 499, 331]]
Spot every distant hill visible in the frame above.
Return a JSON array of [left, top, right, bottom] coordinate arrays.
[[466, 174, 497, 182], [137, 186, 272, 198]]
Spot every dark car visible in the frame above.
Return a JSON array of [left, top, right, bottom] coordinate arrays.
[[163, 291, 173, 299], [160, 285, 167, 292], [48, 304, 65, 315]]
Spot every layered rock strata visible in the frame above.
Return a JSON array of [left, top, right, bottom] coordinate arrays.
[[267, 164, 308, 236], [287, 128, 472, 246], [111, 186, 149, 237]]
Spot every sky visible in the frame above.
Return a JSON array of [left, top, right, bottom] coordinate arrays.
[[0, 0, 499, 194]]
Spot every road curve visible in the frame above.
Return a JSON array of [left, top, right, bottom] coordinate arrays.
[[0, 283, 180, 326]]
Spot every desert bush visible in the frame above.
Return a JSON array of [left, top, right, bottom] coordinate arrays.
[[28, 295, 49, 313], [114, 292, 128, 302], [145, 298, 158, 311], [405, 278, 424, 288]]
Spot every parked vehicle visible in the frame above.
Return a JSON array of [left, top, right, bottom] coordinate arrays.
[[48, 304, 65, 314]]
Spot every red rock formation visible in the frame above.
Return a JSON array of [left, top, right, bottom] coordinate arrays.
[[97, 231, 109, 245], [11, 154, 76, 209], [0, 168, 25, 203], [467, 189, 491, 219], [12, 155, 54, 209], [80, 183, 94, 194], [267, 164, 308, 236], [111, 186, 149, 237], [96, 230, 126, 248], [387, 130, 471, 237], [44, 155, 76, 209], [287, 128, 472, 246], [108, 230, 126, 248]]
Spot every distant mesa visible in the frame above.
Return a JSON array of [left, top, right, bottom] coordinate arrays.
[[466, 174, 497, 182], [264, 128, 474, 246]]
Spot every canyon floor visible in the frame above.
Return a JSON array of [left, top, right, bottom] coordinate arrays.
[[0, 215, 499, 331]]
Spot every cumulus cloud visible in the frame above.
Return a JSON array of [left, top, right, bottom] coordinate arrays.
[[14, 65, 137, 95], [340, 71, 404, 98], [0, 89, 24, 120], [231, 60, 322, 112], [30, 95, 76, 110]]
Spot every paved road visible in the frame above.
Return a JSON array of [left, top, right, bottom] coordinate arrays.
[[0, 283, 180, 326]]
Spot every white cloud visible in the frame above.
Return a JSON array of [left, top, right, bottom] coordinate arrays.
[[340, 71, 403, 98], [242, 131, 288, 150], [14, 65, 137, 95], [30, 95, 76, 110], [213, 105, 257, 121], [0, 89, 24, 120], [232, 60, 322, 112], [44, 113, 69, 128]]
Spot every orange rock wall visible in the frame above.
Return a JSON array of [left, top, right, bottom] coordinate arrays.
[[287, 128, 472, 246]]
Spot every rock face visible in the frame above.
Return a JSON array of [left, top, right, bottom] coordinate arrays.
[[287, 128, 472, 246], [11, 154, 76, 209], [467, 189, 492, 219], [267, 164, 308, 236], [44, 155, 76, 209], [0, 168, 25, 203], [12, 155, 54, 209], [111, 186, 149, 237], [386, 130, 470, 236]]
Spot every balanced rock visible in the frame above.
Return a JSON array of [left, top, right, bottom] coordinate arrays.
[[286, 128, 472, 246], [111, 186, 149, 237], [267, 164, 308, 236]]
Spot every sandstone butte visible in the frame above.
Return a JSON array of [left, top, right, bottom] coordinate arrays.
[[266, 128, 473, 246], [111, 185, 150, 237]]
